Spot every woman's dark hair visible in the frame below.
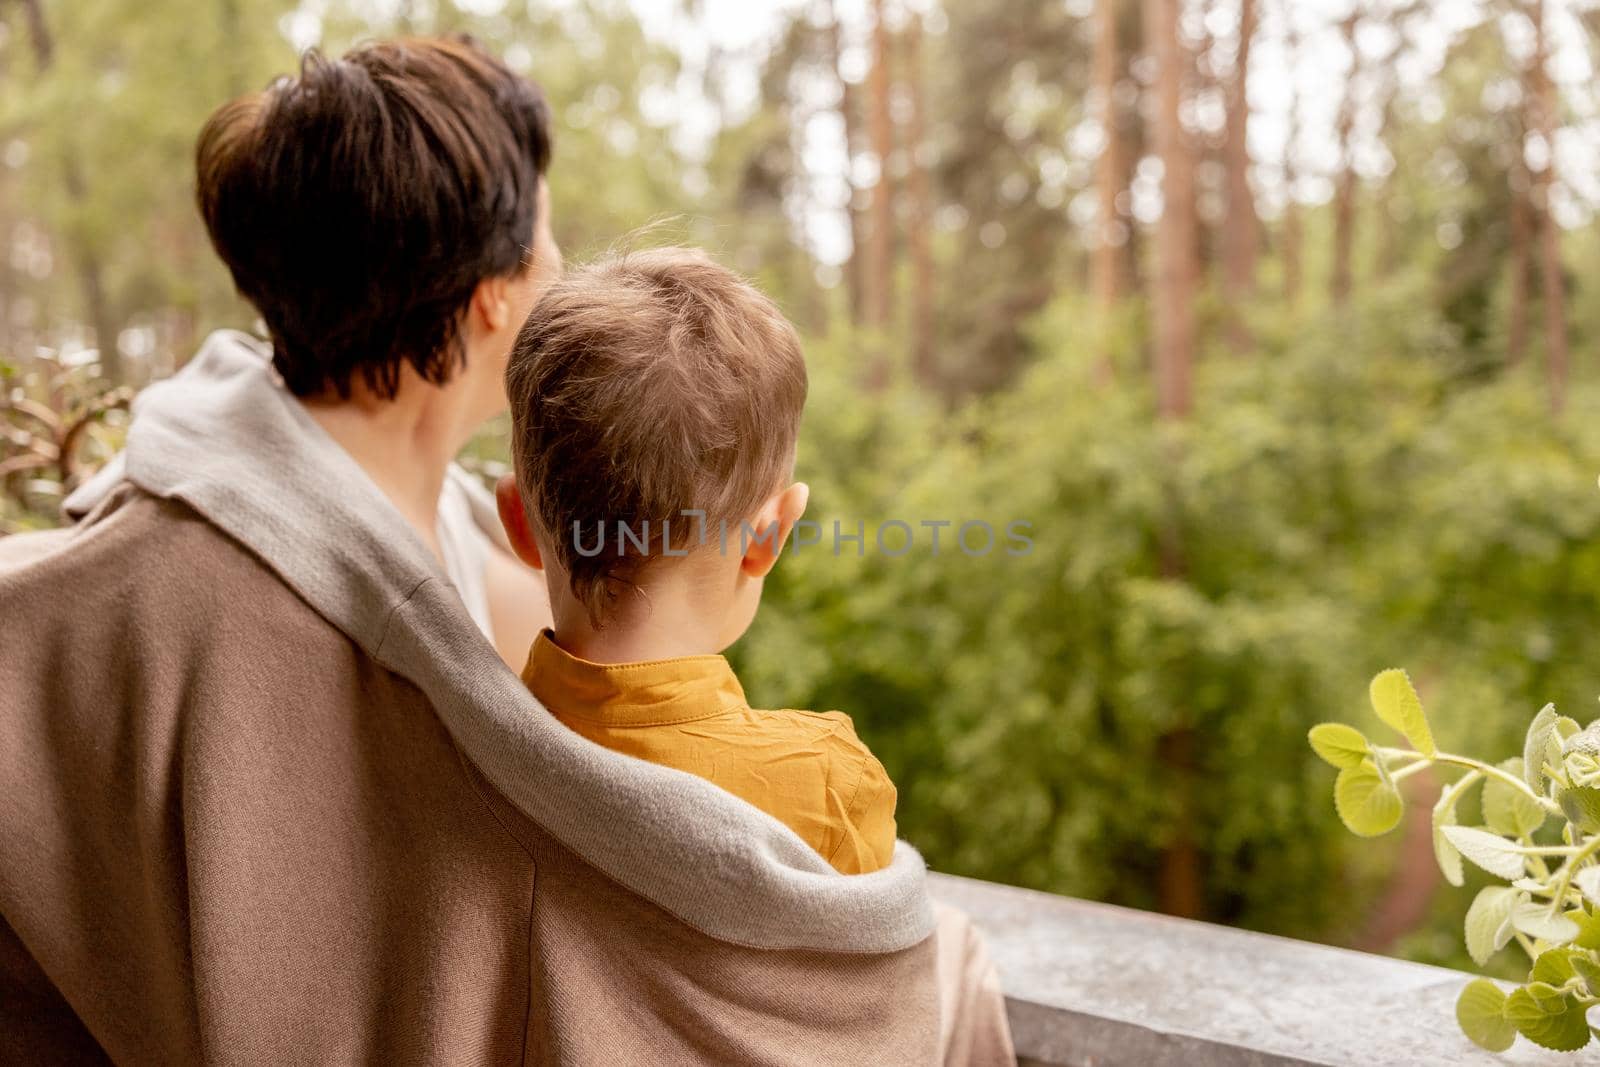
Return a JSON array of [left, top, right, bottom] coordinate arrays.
[[196, 36, 553, 399]]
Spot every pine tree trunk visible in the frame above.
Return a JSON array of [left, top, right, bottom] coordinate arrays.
[[1529, 0, 1568, 413], [1508, 151, 1531, 369], [1370, 49, 1403, 280], [1281, 8, 1302, 308], [903, 13, 936, 389], [20, 0, 125, 382], [1092, 0, 1129, 383], [864, 0, 897, 339], [1221, 0, 1258, 348], [1146, 0, 1195, 420], [1147, 0, 1202, 920], [825, 1, 867, 327], [1330, 10, 1360, 308]]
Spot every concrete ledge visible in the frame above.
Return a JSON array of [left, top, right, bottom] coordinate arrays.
[[928, 873, 1573, 1066]]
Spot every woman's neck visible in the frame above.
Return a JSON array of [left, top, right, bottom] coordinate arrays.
[[301, 371, 479, 561]]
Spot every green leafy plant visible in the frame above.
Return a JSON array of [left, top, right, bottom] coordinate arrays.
[[1313, 670, 1600, 1052]]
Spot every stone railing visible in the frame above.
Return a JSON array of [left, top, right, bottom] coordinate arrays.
[[928, 873, 1572, 1066]]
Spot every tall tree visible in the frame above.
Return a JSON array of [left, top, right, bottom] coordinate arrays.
[[824, 0, 868, 326], [1146, 0, 1196, 419], [864, 0, 897, 337], [13, 0, 124, 382], [1330, 7, 1361, 307], [1221, 0, 1259, 345], [1527, 0, 1568, 413], [902, 11, 936, 386], [1507, 127, 1531, 368], [1281, 4, 1303, 307], [1369, 33, 1404, 280], [1092, 0, 1130, 381], [1146, 0, 1201, 921]]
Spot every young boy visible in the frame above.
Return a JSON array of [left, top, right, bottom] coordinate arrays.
[[493, 247, 896, 875]]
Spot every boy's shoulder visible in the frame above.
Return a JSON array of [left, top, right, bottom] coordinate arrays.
[[747, 705, 867, 746], [742, 707, 891, 783]]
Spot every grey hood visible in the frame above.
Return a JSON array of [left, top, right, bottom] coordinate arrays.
[[65, 330, 934, 953]]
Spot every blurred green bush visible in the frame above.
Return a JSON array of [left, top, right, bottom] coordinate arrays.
[[724, 286, 1600, 962]]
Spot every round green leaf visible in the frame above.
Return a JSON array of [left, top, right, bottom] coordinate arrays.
[[1433, 806, 1464, 887], [1575, 869, 1600, 908], [1456, 979, 1515, 1053], [1525, 705, 1560, 794], [1513, 903, 1581, 946], [1569, 955, 1600, 996], [1530, 947, 1580, 987], [1557, 787, 1600, 835], [1369, 669, 1436, 757], [1483, 758, 1546, 838], [1308, 723, 1370, 770], [1431, 772, 1481, 888], [1334, 762, 1403, 838], [1505, 987, 1594, 1052], [1574, 909, 1600, 951], [1466, 887, 1519, 967], [1442, 825, 1528, 881]]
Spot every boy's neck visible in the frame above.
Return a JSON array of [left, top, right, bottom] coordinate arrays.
[[552, 605, 726, 664]]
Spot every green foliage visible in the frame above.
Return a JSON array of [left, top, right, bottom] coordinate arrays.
[[1315, 675, 1600, 1051], [1335, 762, 1404, 839], [1457, 978, 1516, 1053], [1370, 670, 1436, 757], [1308, 724, 1369, 770]]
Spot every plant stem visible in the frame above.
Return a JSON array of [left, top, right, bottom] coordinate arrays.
[[1514, 844, 1584, 856], [1429, 753, 1563, 815], [1515, 931, 1538, 960], [1521, 834, 1551, 881], [1544, 834, 1600, 918]]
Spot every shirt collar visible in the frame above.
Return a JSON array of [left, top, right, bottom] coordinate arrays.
[[521, 629, 748, 727]]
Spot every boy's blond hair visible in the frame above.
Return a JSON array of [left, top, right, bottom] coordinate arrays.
[[506, 247, 807, 624]]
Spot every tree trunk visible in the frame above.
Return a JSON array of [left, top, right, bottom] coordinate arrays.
[[824, 0, 867, 326], [1330, 10, 1360, 308], [864, 0, 897, 338], [18, 0, 54, 67], [221, 0, 247, 94], [1529, 0, 1568, 413], [1092, 0, 1129, 383], [1188, 4, 1215, 273], [1281, 6, 1302, 308], [1147, 0, 1202, 920], [18, 0, 125, 382], [1507, 149, 1531, 368], [1370, 36, 1404, 281], [1146, 0, 1196, 420], [1220, 0, 1258, 349], [902, 12, 936, 388]]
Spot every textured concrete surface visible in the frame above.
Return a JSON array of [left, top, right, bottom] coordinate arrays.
[[929, 873, 1576, 1066]]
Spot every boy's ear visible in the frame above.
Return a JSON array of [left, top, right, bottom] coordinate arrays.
[[740, 482, 810, 579], [495, 474, 543, 571]]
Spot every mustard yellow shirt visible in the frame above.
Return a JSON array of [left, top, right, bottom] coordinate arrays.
[[521, 631, 897, 874]]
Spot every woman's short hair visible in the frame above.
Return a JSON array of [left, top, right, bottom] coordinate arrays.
[[196, 36, 552, 399]]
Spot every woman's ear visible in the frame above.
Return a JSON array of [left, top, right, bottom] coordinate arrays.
[[495, 474, 543, 571], [740, 482, 810, 579], [473, 274, 513, 334]]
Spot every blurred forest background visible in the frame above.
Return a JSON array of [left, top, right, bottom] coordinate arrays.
[[6, 0, 1600, 973]]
